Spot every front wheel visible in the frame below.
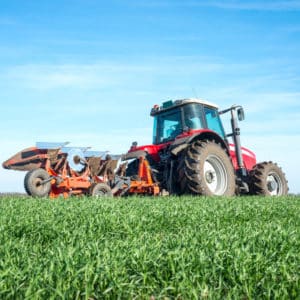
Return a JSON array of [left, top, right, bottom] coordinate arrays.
[[249, 161, 288, 196], [176, 140, 236, 196]]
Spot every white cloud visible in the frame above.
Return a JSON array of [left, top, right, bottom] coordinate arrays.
[[239, 92, 300, 114], [4, 64, 114, 90], [5, 64, 119, 90], [2, 59, 224, 91]]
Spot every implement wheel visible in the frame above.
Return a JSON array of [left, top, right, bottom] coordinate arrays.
[[249, 161, 288, 196], [90, 183, 113, 197], [177, 140, 236, 196], [24, 168, 51, 197]]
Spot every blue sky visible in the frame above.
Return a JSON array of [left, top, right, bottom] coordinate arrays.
[[0, 0, 300, 193]]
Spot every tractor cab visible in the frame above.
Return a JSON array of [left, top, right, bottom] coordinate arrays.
[[151, 99, 226, 144]]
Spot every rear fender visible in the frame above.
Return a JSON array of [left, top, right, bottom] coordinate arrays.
[[170, 131, 229, 156]]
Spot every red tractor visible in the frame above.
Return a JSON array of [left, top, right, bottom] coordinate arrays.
[[126, 98, 288, 196]]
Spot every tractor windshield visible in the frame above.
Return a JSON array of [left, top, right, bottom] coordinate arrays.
[[183, 104, 225, 137], [183, 103, 204, 130], [153, 108, 182, 144]]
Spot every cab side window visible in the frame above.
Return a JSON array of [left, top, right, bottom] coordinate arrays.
[[204, 107, 225, 138]]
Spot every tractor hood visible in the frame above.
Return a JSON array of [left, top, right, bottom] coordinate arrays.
[[229, 144, 256, 171]]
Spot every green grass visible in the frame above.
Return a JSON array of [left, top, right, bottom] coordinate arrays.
[[0, 196, 299, 299]]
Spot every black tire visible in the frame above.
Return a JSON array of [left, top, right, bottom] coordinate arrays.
[[249, 161, 288, 196], [24, 171, 33, 196], [176, 140, 236, 196], [24, 168, 51, 197], [90, 183, 113, 197]]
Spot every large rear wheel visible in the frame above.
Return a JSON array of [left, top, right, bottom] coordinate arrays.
[[177, 140, 236, 196], [249, 162, 288, 196], [24, 168, 51, 197]]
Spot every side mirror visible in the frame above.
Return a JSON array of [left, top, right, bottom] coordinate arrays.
[[237, 107, 245, 121]]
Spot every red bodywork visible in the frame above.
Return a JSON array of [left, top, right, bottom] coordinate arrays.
[[129, 129, 257, 171]]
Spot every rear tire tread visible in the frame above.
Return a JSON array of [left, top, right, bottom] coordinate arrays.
[[176, 140, 236, 196]]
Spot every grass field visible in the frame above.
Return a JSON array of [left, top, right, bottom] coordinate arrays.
[[0, 195, 299, 299]]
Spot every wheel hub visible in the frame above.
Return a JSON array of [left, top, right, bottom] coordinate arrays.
[[267, 173, 282, 195], [205, 170, 215, 184], [34, 178, 43, 190], [267, 179, 277, 192], [203, 155, 228, 195]]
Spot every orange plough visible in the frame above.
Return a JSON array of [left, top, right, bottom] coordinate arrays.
[[2, 142, 160, 198]]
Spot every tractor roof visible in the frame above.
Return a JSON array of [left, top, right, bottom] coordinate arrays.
[[151, 98, 218, 115], [174, 98, 218, 108]]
